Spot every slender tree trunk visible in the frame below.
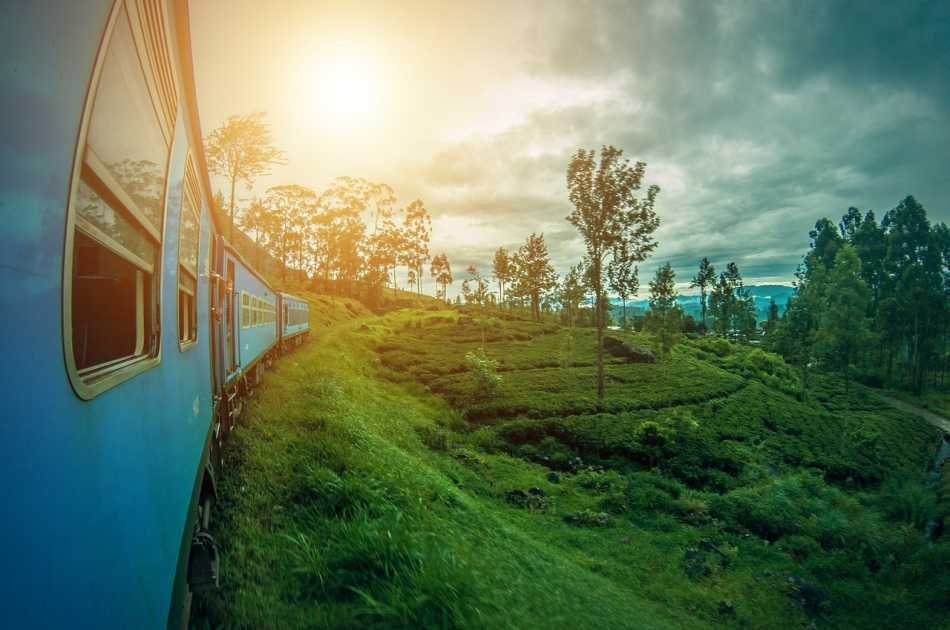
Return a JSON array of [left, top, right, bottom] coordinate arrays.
[[700, 289, 707, 329], [595, 274, 605, 400], [622, 298, 627, 328]]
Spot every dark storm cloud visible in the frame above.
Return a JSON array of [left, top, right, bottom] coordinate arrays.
[[421, 0, 950, 290]]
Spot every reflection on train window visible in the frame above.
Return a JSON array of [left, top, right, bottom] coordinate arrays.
[[66, 2, 173, 395], [86, 7, 167, 234], [178, 158, 200, 346], [178, 271, 196, 344]]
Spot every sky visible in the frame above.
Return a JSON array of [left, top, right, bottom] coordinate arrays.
[[190, 0, 950, 294]]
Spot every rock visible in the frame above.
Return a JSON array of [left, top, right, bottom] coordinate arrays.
[[602, 336, 657, 363], [546, 471, 560, 484]]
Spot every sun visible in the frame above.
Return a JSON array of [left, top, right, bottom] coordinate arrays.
[[307, 50, 381, 127]]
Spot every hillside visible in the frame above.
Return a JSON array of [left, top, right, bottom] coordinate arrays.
[[611, 284, 796, 321], [199, 299, 949, 629]]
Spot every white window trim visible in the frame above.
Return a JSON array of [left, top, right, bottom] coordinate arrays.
[[62, 0, 176, 400]]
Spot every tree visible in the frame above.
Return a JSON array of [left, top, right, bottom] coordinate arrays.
[[492, 247, 512, 305], [773, 262, 827, 400], [205, 112, 286, 240], [644, 262, 681, 356], [762, 297, 780, 339], [315, 177, 396, 293], [690, 257, 716, 330], [559, 262, 588, 327], [882, 196, 944, 392], [566, 145, 660, 399], [401, 200, 431, 295], [708, 272, 733, 337], [363, 182, 399, 295], [815, 244, 874, 393], [607, 241, 639, 328], [849, 209, 886, 311], [261, 184, 318, 282], [430, 253, 453, 301], [708, 262, 755, 341], [806, 218, 843, 274], [462, 265, 490, 306], [510, 233, 558, 321]]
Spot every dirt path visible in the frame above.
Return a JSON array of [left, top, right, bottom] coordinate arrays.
[[878, 394, 950, 434]]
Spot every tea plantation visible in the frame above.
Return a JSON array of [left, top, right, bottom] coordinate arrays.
[[201, 302, 949, 629]]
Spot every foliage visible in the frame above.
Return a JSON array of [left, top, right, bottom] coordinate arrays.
[[509, 233, 558, 321], [205, 295, 945, 630], [774, 197, 950, 396], [814, 244, 875, 391], [607, 241, 639, 328], [204, 111, 286, 239], [689, 257, 716, 330], [644, 262, 681, 356], [492, 247, 512, 305], [464, 347, 502, 399], [429, 253, 453, 301], [566, 145, 660, 399]]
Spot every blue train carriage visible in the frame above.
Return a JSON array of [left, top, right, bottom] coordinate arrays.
[[225, 244, 280, 391], [279, 292, 311, 350], [1, 0, 223, 627]]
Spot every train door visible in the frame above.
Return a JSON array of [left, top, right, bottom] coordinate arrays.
[[226, 259, 236, 374], [210, 236, 224, 399]]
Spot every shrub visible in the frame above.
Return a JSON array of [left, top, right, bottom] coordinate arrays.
[[877, 478, 936, 530], [564, 509, 610, 527], [625, 471, 684, 514], [465, 347, 502, 399], [576, 468, 623, 492]]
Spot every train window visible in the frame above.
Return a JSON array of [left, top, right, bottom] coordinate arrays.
[[177, 156, 200, 347], [65, 2, 175, 398], [241, 292, 249, 329]]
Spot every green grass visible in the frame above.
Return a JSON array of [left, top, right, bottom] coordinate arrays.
[[201, 302, 950, 629]]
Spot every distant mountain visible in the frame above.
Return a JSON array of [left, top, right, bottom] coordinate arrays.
[[609, 284, 796, 321]]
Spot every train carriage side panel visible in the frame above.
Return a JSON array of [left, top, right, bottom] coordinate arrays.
[[226, 247, 278, 381], [0, 1, 218, 627], [279, 292, 310, 345]]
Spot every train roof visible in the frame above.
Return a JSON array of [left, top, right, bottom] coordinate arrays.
[[222, 239, 277, 292], [279, 291, 308, 305]]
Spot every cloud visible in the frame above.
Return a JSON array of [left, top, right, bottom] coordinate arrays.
[[193, 0, 950, 294], [414, 0, 950, 289]]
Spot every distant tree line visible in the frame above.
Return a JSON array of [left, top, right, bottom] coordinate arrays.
[[769, 197, 949, 395], [205, 113, 448, 302]]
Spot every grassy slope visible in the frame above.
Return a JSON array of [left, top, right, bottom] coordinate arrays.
[[203, 301, 949, 629], [202, 300, 697, 629]]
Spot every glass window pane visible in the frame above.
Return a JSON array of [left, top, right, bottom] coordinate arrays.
[[178, 198, 199, 275], [76, 179, 156, 269], [86, 7, 168, 233], [179, 270, 196, 294], [72, 230, 145, 370]]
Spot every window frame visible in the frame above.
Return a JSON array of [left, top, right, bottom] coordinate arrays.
[[176, 152, 201, 351], [62, 0, 178, 400], [241, 291, 249, 329]]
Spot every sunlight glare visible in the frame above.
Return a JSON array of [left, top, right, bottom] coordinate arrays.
[[307, 49, 381, 128]]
